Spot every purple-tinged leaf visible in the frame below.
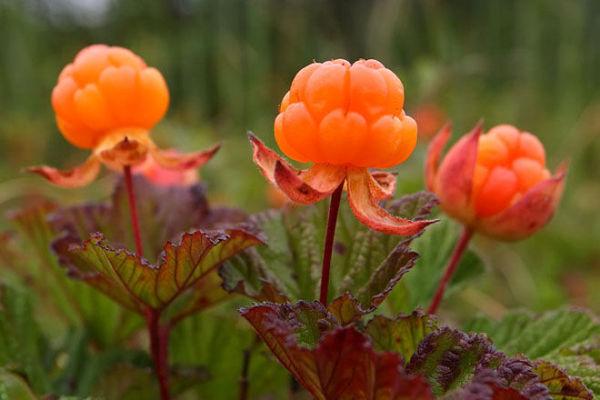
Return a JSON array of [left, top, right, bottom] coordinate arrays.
[[54, 228, 261, 321], [407, 328, 503, 395], [445, 358, 550, 399], [241, 302, 433, 400], [50, 176, 249, 263]]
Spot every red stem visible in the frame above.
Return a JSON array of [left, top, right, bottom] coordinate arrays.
[[147, 310, 171, 400], [319, 183, 344, 305], [123, 165, 144, 258], [427, 226, 473, 314]]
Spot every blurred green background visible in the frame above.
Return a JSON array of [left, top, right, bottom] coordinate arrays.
[[0, 0, 598, 316]]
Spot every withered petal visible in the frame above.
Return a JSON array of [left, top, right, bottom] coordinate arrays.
[[347, 168, 436, 235], [477, 162, 567, 241], [28, 155, 101, 188]]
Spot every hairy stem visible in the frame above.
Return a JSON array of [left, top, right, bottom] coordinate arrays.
[[427, 226, 473, 314], [123, 165, 144, 258], [147, 310, 171, 400], [319, 183, 344, 305]]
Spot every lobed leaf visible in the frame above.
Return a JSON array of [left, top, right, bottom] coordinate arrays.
[[465, 308, 600, 396], [53, 229, 261, 321], [223, 191, 439, 310], [241, 301, 434, 400], [50, 176, 247, 262]]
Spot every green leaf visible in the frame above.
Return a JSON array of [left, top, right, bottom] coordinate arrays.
[[465, 309, 600, 359], [53, 229, 261, 323], [392, 219, 485, 312], [223, 191, 438, 309], [170, 305, 289, 400], [0, 284, 50, 393], [365, 311, 438, 362], [92, 363, 209, 400], [465, 308, 600, 396], [0, 370, 38, 400], [9, 201, 138, 346]]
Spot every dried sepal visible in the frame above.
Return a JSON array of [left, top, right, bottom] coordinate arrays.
[[27, 155, 101, 188], [533, 360, 593, 399], [430, 122, 481, 223], [248, 132, 283, 185], [346, 167, 436, 236], [249, 132, 346, 204], [425, 123, 452, 192], [95, 134, 151, 170], [369, 170, 397, 201], [274, 161, 346, 204], [151, 143, 221, 171]]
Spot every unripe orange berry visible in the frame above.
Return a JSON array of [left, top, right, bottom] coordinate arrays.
[[426, 123, 565, 241], [472, 125, 550, 218], [274, 59, 417, 168], [51, 44, 169, 149]]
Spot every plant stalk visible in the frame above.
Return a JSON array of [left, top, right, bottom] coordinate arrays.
[[123, 165, 144, 258], [319, 183, 344, 305], [427, 226, 473, 314], [239, 335, 260, 400], [147, 310, 171, 400]]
